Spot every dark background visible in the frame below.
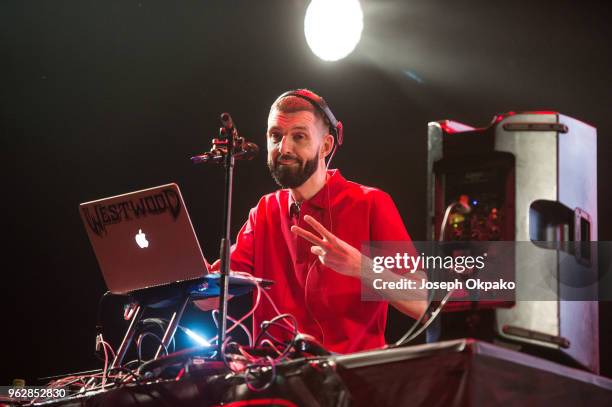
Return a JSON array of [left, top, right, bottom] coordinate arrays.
[[2, 0, 611, 384]]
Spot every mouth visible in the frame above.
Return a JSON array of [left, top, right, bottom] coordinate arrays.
[[277, 157, 299, 165]]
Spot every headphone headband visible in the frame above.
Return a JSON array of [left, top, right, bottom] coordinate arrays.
[[276, 89, 344, 146]]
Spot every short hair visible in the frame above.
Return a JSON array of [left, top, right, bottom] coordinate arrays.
[[270, 89, 331, 133]]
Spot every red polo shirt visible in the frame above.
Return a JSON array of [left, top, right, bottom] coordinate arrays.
[[229, 169, 411, 353]]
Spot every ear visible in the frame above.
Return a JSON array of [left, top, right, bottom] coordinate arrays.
[[321, 133, 335, 158]]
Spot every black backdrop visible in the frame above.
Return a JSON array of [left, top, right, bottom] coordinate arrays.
[[2, 0, 611, 384]]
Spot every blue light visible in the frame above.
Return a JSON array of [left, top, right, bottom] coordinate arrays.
[[472, 200, 478, 206], [183, 327, 211, 346]]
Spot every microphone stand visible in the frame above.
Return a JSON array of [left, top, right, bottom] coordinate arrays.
[[191, 112, 259, 359], [217, 113, 236, 358]]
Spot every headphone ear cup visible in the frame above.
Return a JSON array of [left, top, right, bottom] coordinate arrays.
[[336, 121, 344, 146]]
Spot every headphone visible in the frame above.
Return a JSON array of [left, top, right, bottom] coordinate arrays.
[[276, 89, 344, 147]]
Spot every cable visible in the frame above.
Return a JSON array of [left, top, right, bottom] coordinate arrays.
[[101, 333, 109, 388], [202, 273, 301, 392], [100, 337, 116, 360], [220, 336, 236, 371], [244, 356, 277, 392], [304, 259, 326, 343], [213, 271, 296, 342], [439, 199, 471, 241], [212, 309, 253, 346], [136, 332, 168, 364], [254, 313, 299, 360], [255, 277, 296, 331], [211, 313, 301, 394], [139, 318, 176, 353], [325, 144, 338, 171], [393, 289, 436, 346], [95, 291, 125, 361], [109, 366, 140, 384], [208, 274, 261, 345], [395, 289, 454, 346], [38, 364, 141, 402], [302, 180, 334, 345], [234, 314, 299, 393], [393, 201, 465, 347], [259, 339, 283, 356]]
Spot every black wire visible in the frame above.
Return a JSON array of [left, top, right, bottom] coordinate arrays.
[[254, 314, 298, 347], [244, 356, 277, 392], [399, 289, 455, 345], [217, 314, 299, 394], [257, 331, 286, 347], [220, 337, 235, 371], [108, 366, 140, 384], [254, 314, 299, 361], [136, 332, 168, 364], [123, 359, 142, 369], [139, 318, 176, 353], [212, 309, 253, 346], [217, 314, 299, 393], [393, 201, 465, 346], [393, 289, 436, 346]]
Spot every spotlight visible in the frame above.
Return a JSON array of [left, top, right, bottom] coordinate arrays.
[[304, 0, 364, 62]]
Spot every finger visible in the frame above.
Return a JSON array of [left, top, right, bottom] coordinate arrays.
[[303, 215, 335, 241], [291, 225, 327, 247], [311, 246, 326, 256]]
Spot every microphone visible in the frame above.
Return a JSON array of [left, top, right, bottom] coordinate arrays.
[[220, 112, 236, 136], [190, 149, 224, 164], [191, 112, 259, 165], [289, 201, 301, 219], [190, 140, 259, 164]]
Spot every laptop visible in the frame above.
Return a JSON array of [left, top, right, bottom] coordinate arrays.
[[79, 183, 213, 295]]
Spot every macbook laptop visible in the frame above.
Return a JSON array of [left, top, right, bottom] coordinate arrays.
[[79, 183, 212, 295], [80, 183, 272, 302]]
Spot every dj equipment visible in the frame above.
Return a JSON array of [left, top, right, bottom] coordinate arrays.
[[276, 89, 344, 146], [31, 340, 612, 407], [427, 111, 599, 373]]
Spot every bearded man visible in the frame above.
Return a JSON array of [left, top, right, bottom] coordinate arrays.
[[208, 89, 426, 353]]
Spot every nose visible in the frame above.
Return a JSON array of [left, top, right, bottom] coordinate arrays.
[[277, 135, 293, 156]]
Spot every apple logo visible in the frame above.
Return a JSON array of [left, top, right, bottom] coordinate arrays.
[[135, 229, 149, 248]]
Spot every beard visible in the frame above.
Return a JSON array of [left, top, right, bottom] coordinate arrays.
[[268, 148, 320, 189]]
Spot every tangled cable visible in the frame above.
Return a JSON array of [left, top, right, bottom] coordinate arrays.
[[219, 313, 300, 392]]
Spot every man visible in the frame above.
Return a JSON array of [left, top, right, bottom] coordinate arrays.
[[208, 89, 426, 354]]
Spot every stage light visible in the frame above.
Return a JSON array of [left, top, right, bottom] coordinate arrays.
[[304, 0, 364, 62], [183, 327, 211, 347]]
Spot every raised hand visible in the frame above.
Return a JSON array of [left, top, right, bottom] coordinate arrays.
[[291, 215, 362, 279]]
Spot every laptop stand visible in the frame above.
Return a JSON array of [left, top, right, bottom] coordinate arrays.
[[110, 274, 272, 369]]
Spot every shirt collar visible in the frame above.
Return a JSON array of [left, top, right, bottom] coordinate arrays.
[[287, 169, 344, 216]]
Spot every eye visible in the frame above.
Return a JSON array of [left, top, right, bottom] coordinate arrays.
[[293, 132, 305, 141], [268, 131, 282, 143]]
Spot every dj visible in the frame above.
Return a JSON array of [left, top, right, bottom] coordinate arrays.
[[201, 89, 426, 354]]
